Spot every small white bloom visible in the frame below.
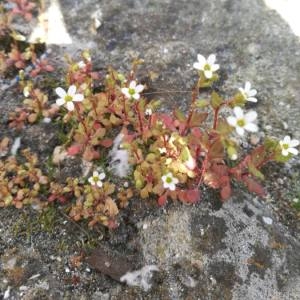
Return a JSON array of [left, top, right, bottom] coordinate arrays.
[[162, 172, 179, 191], [77, 61, 86, 69], [158, 147, 167, 154], [279, 136, 299, 156], [227, 106, 258, 136], [88, 171, 106, 187], [23, 86, 30, 97], [55, 85, 84, 111], [145, 108, 152, 116], [239, 82, 257, 103], [193, 54, 219, 79], [121, 80, 144, 100], [230, 154, 238, 160]]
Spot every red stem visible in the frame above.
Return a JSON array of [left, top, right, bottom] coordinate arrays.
[[135, 102, 144, 135], [75, 104, 89, 135]]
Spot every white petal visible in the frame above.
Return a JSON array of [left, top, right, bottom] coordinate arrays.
[[288, 147, 298, 155], [204, 70, 212, 79], [96, 181, 103, 188], [245, 111, 257, 122], [123, 91, 131, 99], [245, 81, 251, 92], [236, 127, 245, 136], [66, 101, 75, 111], [247, 97, 257, 103], [173, 177, 179, 184], [55, 87, 66, 98], [169, 183, 176, 191], [239, 87, 245, 94], [227, 116, 237, 127], [162, 175, 167, 182], [197, 54, 206, 66], [248, 89, 257, 97], [129, 81, 137, 89], [163, 182, 168, 189], [56, 98, 65, 106], [282, 149, 289, 156], [193, 62, 202, 70], [283, 136, 291, 144], [132, 93, 140, 100], [93, 171, 99, 177], [244, 123, 258, 132], [68, 85, 77, 96], [99, 172, 106, 180], [135, 84, 144, 93], [88, 178, 95, 185], [290, 139, 300, 147], [207, 54, 216, 65], [121, 87, 129, 94], [211, 64, 219, 71], [233, 106, 244, 118], [73, 94, 84, 102]]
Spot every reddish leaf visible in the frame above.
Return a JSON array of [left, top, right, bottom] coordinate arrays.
[[191, 127, 202, 138], [83, 147, 100, 161], [242, 175, 266, 197], [100, 138, 113, 148], [48, 194, 67, 203], [107, 219, 119, 229], [220, 184, 231, 201], [160, 114, 176, 130], [67, 144, 82, 156], [158, 194, 167, 206], [178, 189, 200, 204]]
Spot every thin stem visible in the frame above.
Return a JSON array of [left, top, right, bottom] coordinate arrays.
[[74, 104, 89, 135], [182, 86, 198, 135], [135, 102, 144, 135], [197, 154, 208, 188], [213, 107, 220, 130]]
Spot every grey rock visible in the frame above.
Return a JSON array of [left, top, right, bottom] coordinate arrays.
[[0, 0, 300, 299]]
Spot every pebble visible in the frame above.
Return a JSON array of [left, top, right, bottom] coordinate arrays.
[[3, 287, 10, 299], [262, 216, 273, 225]]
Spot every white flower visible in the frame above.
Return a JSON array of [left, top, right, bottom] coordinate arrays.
[[88, 171, 106, 187], [121, 80, 144, 100], [162, 172, 179, 191], [55, 85, 84, 111], [158, 147, 167, 154], [279, 136, 299, 156], [227, 106, 258, 136], [145, 108, 152, 116], [77, 61, 86, 69], [23, 86, 30, 97], [230, 154, 238, 160], [239, 82, 257, 103], [193, 54, 219, 79]]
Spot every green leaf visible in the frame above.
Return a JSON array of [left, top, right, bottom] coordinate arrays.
[[174, 109, 186, 122], [211, 91, 223, 109], [216, 119, 234, 135], [209, 139, 224, 159], [189, 111, 208, 127], [195, 99, 209, 108], [180, 146, 190, 162], [247, 160, 265, 180]]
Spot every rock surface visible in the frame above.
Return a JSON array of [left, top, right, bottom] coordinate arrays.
[[1, 0, 300, 299]]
